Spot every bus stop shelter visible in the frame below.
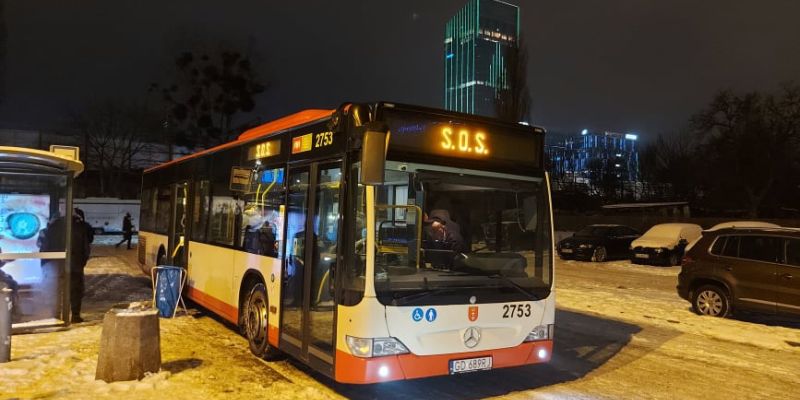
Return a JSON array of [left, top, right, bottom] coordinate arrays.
[[0, 146, 83, 332]]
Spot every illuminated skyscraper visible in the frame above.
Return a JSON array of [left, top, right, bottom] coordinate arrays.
[[444, 0, 519, 117]]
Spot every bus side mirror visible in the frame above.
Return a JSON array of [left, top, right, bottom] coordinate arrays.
[[360, 123, 389, 185]]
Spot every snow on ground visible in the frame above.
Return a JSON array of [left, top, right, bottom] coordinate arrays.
[[2, 246, 800, 399], [555, 258, 800, 352], [1, 244, 340, 400], [92, 234, 139, 247]]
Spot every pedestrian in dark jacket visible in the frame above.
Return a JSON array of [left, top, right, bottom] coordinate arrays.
[[74, 208, 94, 256], [41, 213, 90, 323], [115, 212, 133, 249]]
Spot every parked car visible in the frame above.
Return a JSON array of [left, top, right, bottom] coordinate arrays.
[[707, 221, 781, 231], [677, 227, 800, 317], [630, 223, 702, 266], [557, 224, 640, 262]]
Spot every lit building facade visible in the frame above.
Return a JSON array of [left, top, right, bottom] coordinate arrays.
[[547, 130, 640, 183], [444, 0, 519, 117]]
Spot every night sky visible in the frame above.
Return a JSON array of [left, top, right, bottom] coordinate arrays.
[[1, 0, 799, 139]]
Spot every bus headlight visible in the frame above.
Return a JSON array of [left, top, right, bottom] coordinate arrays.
[[346, 336, 410, 358], [524, 324, 554, 342]]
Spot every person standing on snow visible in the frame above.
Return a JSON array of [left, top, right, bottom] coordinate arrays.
[[115, 212, 133, 250]]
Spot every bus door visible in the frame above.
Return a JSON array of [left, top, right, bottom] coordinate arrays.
[[168, 181, 189, 268], [280, 161, 342, 374]]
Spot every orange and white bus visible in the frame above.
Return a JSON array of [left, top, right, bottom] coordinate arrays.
[[138, 102, 555, 383]]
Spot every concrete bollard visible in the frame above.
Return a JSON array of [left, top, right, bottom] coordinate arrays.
[[1, 287, 11, 363], [95, 302, 161, 382]]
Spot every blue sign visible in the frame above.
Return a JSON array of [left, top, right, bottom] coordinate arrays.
[[411, 307, 424, 322], [425, 308, 437, 322], [260, 168, 284, 184]]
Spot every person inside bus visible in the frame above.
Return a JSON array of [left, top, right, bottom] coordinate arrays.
[[423, 209, 466, 254]]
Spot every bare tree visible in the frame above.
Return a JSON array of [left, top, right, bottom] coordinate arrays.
[[638, 130, 698, 201], [71, 101, 159, 197], [494, 36, 531, 123], [692, 83, 800, 217]]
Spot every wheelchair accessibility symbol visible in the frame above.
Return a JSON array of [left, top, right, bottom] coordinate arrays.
[[412, 307, 437, 322]]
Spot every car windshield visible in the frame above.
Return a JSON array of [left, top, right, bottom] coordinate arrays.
[[349, 162, 553, 306], [575, 226, 611, 237]]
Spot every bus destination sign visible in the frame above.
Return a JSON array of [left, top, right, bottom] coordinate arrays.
[[246, 139, 281, 161], [383, 110, 543, 168]]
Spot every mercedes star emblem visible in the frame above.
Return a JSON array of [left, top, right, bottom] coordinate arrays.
[[463, 327, 481, 348]]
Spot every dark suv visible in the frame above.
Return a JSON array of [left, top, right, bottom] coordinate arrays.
[[677, 227, 800, 317]]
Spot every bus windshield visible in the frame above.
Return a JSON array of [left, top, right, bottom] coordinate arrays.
[[351, 162, 553, 306]]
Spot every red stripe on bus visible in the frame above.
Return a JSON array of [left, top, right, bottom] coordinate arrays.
[[186, 286, 239, 324], [268, 324, 279, 347], [145, 109, 334, 173], [334, 340, 553, 384]]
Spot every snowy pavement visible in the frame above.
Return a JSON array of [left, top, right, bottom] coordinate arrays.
[[2, 248, 800, 399]]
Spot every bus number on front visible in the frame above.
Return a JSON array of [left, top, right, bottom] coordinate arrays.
[[502, 304, 531, 318], [315, 131, 333, 148]]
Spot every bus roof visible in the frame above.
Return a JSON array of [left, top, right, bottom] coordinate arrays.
[[145, 108, 334, 173]]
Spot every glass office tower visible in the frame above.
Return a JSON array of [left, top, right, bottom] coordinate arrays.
[[444, 0, 519, 117]]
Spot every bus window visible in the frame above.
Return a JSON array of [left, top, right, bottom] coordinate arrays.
[[365, 166, 553, 306], [209, 195, 238, 246], [139, 188, 155, 232], [155, 186, 171, 234], [240, 168, 285, 257], [309, 165, 341, 352], [191, 180, 210, 242]]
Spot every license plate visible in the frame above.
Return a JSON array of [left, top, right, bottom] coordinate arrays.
[[449, 356, 492, 374], [561, 249, 573, 254], [635, 253, 649, 259]]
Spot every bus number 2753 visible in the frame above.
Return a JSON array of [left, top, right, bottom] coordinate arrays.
[[502, 304, 531, 318]]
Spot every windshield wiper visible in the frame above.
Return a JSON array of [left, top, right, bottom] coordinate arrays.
[[391, 288, 454, 306], [487, 274, 539, 301]]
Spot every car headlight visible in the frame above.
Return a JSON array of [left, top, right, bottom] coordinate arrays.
[[346, 336, 409, 358], [578, 244, 593, 249], [524, 324, 555, 342], [654, 248, 665, 253]]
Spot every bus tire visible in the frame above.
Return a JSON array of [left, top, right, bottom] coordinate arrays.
[[244, 283, 281, 360]]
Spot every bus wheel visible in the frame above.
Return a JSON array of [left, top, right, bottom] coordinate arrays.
[[244, 283, 280, 359]]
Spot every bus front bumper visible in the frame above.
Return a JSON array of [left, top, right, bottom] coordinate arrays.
[[334, 340, 553, 384]]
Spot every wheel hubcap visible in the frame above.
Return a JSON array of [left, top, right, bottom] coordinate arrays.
[[247, 296, 267, 345], [697, 290, 723, 315]]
